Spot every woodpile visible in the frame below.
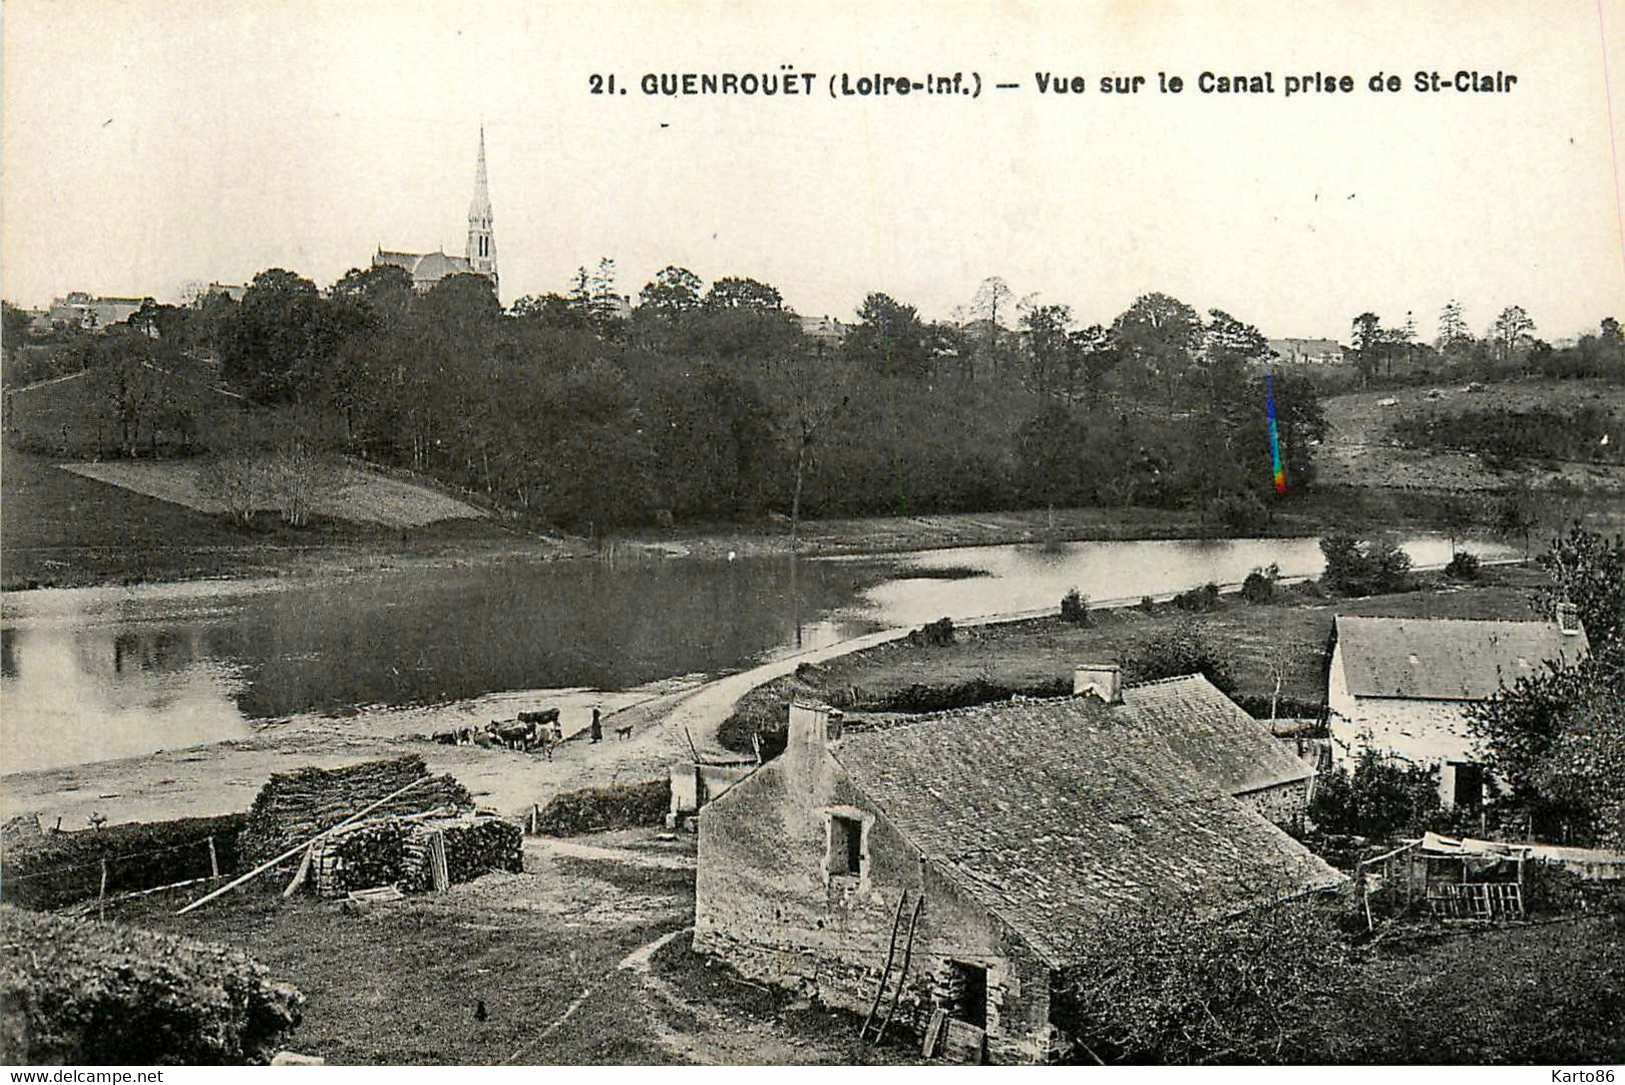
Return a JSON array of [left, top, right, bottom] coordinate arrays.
[[308, 813, 521, 899], [240, 755, 473, 867]]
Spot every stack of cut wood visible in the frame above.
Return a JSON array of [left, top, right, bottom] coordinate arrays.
[[400, 815, 523, 892], [306, 813, 521, 898], [311, 819, 407, 898], [239, 755, 473, 867]]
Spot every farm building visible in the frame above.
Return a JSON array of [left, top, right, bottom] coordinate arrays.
[[1327, 614, 1590, 807], [693, 670, 1343, 1064]]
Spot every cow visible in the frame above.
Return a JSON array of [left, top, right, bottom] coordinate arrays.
[[487, 719, 537, 751]]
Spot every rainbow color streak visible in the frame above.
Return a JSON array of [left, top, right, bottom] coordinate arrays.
[[1266, 373, 1287, 494]]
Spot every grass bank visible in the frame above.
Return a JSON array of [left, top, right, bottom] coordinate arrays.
[[720, 563, 1553, 755]]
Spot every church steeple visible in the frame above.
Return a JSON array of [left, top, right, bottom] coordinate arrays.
[[465, 126, 497, 292]]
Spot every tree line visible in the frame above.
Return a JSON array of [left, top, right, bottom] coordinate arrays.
[[6, 269, 1325, 534]]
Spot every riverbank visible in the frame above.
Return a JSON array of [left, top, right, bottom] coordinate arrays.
[[14, 441, 1617, 592], [718, 562, 1555, 755]]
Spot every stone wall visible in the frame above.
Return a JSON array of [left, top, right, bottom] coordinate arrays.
[[694, 727, 1053, 1064], [1237, 778, 1313, 832]]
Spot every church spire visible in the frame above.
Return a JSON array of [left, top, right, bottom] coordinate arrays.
[[466, 126, 497, 292]]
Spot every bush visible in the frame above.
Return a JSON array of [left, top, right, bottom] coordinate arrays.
[[0, 813, 246, 911], [1319, 532, 1412, 596], [905, 616, 956, 647], [1310, 747, 1441, 838], [1240, 563, 1280, 603], [1172, 582, 1222, 612], [532, 779, 670, 836], [1050, 901, 1353, 1065], [1138, 595, 1156, 613], [1126, 628, 1234, 692], [1444, 549, 1481, 581], [1210, 492, 1270, 534], [1060, 588, 1092, 626], [0, 905, 303, 1064]]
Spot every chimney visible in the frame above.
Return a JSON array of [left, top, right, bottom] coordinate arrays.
[[787, 700, 842, 760], [1074, 663, 1123, 705], [1556, 602, 1582, 636]]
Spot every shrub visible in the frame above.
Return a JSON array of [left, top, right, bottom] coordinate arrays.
[[1126, 628, 1234, 692], [532, 779, 670, 836], [1444, 549, 1481, 581], [1138, 595, 1156, 613], [0, 905, 303, 1064], [1310, 746, 1441, 838], [0, 813, 246, 911], [1050, 900, 1353, 1065], [1210, 492, 1270, 534], [1172, 582, 1222, 612], [905, 616, 956, 648], [1240, 562, 1280, 603], [1319, 532, 1412, 596], [1060, 588, 1092, 626]]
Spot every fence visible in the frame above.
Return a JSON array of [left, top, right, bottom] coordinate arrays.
[[1, 814, 244, 911]]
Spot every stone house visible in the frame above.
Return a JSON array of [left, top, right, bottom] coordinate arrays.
[[693, 669, 1343, 1063], [1327, 615, 1590, 807]]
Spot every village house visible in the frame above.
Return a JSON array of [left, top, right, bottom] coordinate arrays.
[[693, 668, 1343, 1063], [1327, 613, 1590, 808]]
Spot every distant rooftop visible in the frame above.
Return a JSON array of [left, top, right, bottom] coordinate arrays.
[[1335, 615, 1590, 701]]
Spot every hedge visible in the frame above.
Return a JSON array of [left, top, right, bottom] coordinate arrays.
[[0, 905, 303, 1064], [532, 780, 671, 836], [0, 814, 247, 911]]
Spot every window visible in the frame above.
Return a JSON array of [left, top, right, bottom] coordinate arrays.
[[828, 814, 864, 877]]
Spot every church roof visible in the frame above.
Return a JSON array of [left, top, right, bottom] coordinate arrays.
[[411, 251, 473, 283]]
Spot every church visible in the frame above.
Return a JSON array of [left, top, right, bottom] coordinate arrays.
[[372, 128, 498, 296]]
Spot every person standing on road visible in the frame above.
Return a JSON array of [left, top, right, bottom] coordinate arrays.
[[590, 705, 603, 744]]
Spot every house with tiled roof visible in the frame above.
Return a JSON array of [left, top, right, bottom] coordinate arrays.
[[693, 669, 1343, 1063], [1328, 615, 1590, 807]]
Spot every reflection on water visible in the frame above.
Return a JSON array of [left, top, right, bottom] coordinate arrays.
[[0, 534, 1516, 773]]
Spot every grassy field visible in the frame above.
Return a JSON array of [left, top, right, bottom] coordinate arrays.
[[64, 459, 486, 528], [0, 451, 549, 590], [87, 826, 1624, 1065], [1318, 377, 1625, 494], [721, 563, 1555, 752], [104, 830, 913, 1066]]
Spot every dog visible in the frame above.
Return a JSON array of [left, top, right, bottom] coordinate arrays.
[[614, 724, 634, 740]]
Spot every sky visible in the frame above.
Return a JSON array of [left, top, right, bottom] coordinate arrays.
[[3, 0, 1623, 342]]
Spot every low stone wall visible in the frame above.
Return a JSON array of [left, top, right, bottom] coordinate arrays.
[[692, 929, 1049, 1064]]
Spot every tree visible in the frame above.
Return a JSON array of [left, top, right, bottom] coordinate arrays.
[[1468, 642, 1625, 845], [1319, 533, 1411, 596], [1126, 627, 1234, 691], [1112, 293, 1204, 405], [638, 265, 704, 317], [1066, 324, 1117, 406], [702, 276, 783, 312], [1489, 305, 1536, 369], [1350, 312, 1383, 386], [1203, 309, 1269, 393], [1311, 746, 1441, 837], [846, 292, 931, 379], [330, 264, 414, 324], [1437, 299, 1469, 353], [1020, 303, 1072, 397], [1438, 494, 1479, 553], [1536, 525, 1624, 648], [966, 275, 1016, 382]]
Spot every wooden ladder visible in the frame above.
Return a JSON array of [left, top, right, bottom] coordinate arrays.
[[859, 891, 924, 1045]]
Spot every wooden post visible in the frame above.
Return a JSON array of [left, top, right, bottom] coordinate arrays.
[[98, 860, 108, 921], [207, 835, 220, 879]]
